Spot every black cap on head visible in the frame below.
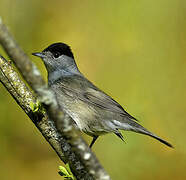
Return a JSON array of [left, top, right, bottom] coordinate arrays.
[[43, 42, 74, 59]]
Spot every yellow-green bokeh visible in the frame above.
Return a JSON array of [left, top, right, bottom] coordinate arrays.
[[0, 1, 185, 180]]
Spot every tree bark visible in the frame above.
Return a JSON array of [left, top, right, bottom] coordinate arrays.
[[0, 18, 111, 180]]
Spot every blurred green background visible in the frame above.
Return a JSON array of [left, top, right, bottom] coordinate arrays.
[[0, 1, 185, 180]]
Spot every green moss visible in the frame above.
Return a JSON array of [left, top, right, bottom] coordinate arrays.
[[30, 100, 45, 114]]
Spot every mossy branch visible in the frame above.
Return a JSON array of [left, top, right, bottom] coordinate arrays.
[[0, 18, 111, 180]]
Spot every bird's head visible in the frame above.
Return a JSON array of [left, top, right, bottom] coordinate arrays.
[[32, 42, 78, 74]]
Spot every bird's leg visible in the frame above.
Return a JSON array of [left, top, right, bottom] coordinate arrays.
[[89, 136, 98, 148], [115, 130, 124, 141]]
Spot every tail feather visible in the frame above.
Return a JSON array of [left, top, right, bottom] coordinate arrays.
[[138, 128, 173, 148], [116, 119, 173, 148]]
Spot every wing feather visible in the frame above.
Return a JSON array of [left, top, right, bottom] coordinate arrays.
[[51, 75, 138, 121]]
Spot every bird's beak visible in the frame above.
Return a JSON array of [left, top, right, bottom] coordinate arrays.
[[32, 52, 46, 58]]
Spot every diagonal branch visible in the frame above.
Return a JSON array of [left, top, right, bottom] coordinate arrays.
[[0, 18, 111, 180], [0, 54, 65, 161]]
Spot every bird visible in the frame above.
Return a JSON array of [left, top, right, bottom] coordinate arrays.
[[32, 42, 173, 148]]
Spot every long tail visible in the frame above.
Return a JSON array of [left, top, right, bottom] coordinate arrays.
[[136, 126, 173, 148], [116, 119, 173, 148]]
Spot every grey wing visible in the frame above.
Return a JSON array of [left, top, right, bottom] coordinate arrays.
[[83, 88, 138, 121], [56, 75, 137, 121]]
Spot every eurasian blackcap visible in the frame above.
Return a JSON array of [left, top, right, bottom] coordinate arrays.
[[32, 42, 173, 148]]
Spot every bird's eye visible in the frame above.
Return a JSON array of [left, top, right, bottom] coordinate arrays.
[[53, 52, 61, 58]]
